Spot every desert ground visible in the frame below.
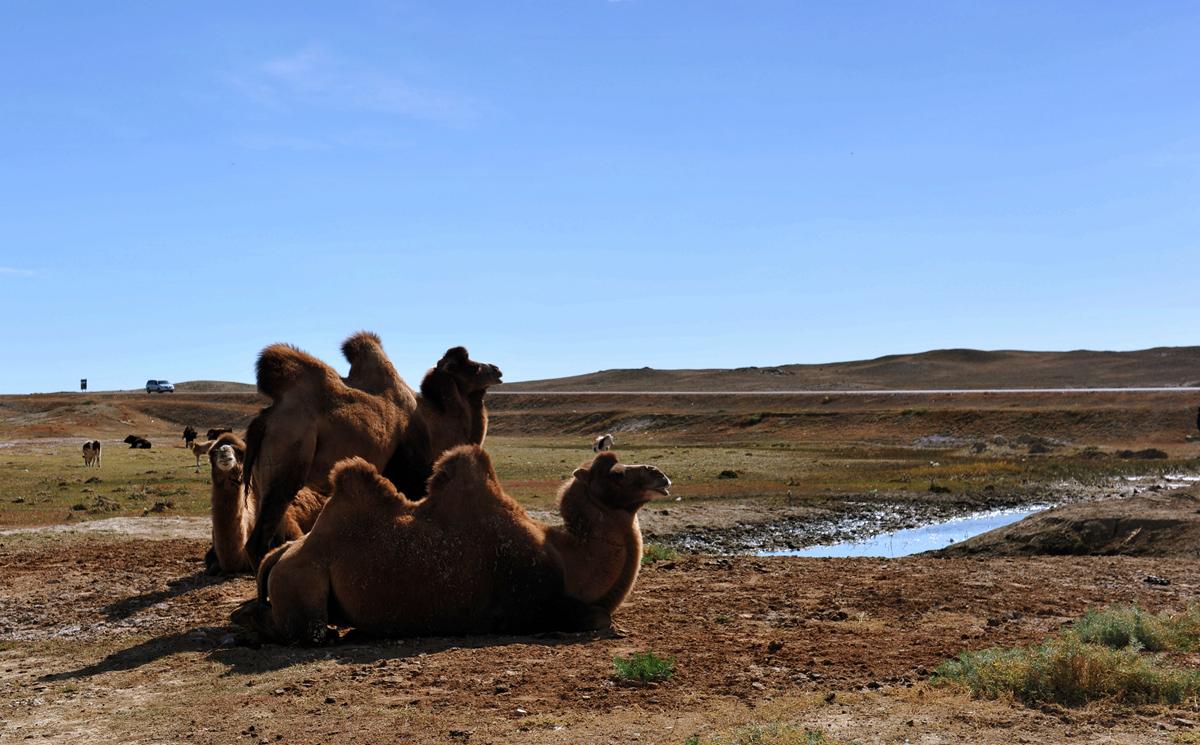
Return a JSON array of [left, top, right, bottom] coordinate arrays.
[[3, 380, 1200, 743]]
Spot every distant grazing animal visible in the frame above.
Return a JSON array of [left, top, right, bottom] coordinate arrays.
[[239, 333, 502, 566], [190, 440, 215, 471], [123, 435, 152, 449], [183, 426, 198, 448], [205, 434, 327, 575], [593, 433, 614, 452], [82, 440, 101, 468], [206, 428, 232, 441], [232, 447, 669, 643]]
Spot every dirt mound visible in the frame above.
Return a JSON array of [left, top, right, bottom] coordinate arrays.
[[937, 486, 1200, 558]]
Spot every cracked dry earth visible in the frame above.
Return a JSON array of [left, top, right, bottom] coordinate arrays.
[[3, 534, 1200, 744]]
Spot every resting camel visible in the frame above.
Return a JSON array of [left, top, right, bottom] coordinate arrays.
[[123, 435, 152, 449], [232, 447, 670, 643], [183, 426, 197, 448], [205, 434, 327, 575], [240, 333, 501, 565]]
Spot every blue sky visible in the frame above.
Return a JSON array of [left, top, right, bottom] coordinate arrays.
[[1, 2, 1197, 393]]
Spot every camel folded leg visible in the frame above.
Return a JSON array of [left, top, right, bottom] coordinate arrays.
[[247, 548, 335, 645]]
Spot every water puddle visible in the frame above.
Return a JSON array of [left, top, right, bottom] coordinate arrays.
[[759, 505, 1050, 558]]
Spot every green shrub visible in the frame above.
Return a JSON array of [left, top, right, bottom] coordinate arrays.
[[935, 632, 1200, 706], [642, 544, 678, 565], [1072, 604, 1200, 653], [613, 651, 675, 683]]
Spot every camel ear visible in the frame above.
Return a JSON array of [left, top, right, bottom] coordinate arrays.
[[572, 467, 590, 483]]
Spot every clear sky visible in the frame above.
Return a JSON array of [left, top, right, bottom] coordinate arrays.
[[1, 2, 1197, 393]]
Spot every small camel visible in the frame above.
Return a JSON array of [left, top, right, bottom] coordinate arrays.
[[205, 434, 326, 575], [81, 440, 101, 468], [232, 447, 670, 643], [190, 440, 215, 471], [240, 333, 501, 565], [182, 426, 197, 448], [123, 435, 152, 449]]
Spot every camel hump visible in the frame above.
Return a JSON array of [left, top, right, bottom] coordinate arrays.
[[427, 444, 499, 499], [256, 343, 336, 401], [340, 331, 383, 366], [330, 456, 408, 507]]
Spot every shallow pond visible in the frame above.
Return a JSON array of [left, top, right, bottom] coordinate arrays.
[[759, 505, 1050, 558]]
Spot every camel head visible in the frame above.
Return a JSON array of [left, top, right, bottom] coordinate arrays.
[[434, 346, 503, 395], [209, 434, 246, 479], [567, 452, 671, 515]]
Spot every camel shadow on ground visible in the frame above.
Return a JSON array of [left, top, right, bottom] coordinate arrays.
[[39, 625, 609, 683], [99, 568, 230, 622]]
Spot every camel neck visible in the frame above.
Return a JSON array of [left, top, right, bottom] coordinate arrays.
[[551, 489, 643, 611]]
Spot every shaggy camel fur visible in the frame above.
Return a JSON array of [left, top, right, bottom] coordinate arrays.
[[205, 434, 327, 575], [241, 334, 502, 565], [190, 440, 215, 471], [82, 440, 101, 467], [206, 427, 232, 441], [232, 448, 670, 643]]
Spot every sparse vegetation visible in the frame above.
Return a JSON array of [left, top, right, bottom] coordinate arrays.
[[685, 725, 849, 745], [936, 605, 1200, 706], [613, 651, 675, 683]]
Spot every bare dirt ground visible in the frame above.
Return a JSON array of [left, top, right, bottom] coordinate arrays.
[[4, 532, 1200, 744]]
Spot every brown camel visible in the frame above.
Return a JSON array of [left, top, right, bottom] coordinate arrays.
[[231, 448, 670, 643], [205, 434, 327, 575], [241, 333, 501, 565]]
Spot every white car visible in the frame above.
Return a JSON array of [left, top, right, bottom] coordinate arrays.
[[145, 379, 175, 393]]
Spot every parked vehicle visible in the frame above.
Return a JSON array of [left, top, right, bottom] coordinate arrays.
[[145, 379, 175, 393]]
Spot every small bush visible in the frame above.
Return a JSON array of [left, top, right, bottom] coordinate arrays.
[[612, 651, 675, 683], [1073, 604, 1200, 653], [642, 544, 678, 565], [935, 632, 1200, 706]]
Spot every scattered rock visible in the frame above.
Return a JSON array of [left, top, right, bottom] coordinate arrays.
[[1145, 575, 1171, 586], [717, 470, 739, 479]]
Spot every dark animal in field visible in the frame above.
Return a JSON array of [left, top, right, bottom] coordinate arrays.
[[206, 428, 232, 441], [183, 426, 197, 448], [82, 440, 101, 468], [240, 333, 501, 566], [231, 448, 669, 644], [204, 434, 326, 575], [123, 435, 152, 449], [593, 433, 614, 452]]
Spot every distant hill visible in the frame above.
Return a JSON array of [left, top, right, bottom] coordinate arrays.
[[174, 380, 257, 393], [498, 347, 1200, 392]]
